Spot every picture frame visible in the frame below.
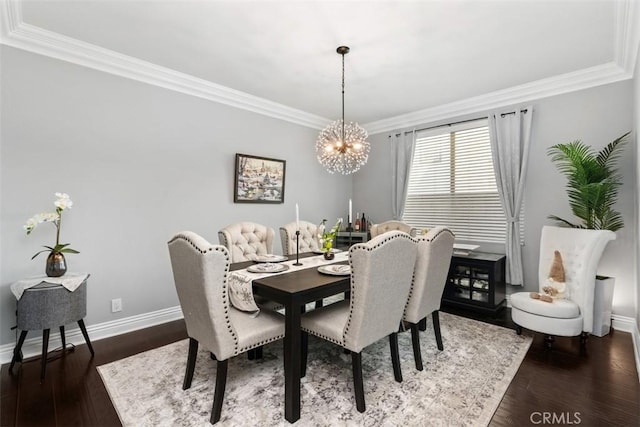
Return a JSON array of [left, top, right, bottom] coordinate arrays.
[[234, 153, 286, 204]]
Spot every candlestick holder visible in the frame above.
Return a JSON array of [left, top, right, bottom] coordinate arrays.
[[293, 230, 302, 266]]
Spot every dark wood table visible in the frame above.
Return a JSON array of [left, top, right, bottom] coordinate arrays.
[[231, 255, 350, 423]]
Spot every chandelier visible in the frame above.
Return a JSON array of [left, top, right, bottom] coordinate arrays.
[[316, 46, 370, 175]]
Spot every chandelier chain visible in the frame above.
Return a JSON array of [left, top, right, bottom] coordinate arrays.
[[315, 45, 370, 175], [341, 51, 345, 142]]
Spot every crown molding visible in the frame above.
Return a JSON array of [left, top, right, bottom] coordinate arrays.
[[365, 0, 639, 135], [0, 1, 328, 130], [615, 0, 640, 74], [364, 62, 629, 135], [1, 0, 638, 134]]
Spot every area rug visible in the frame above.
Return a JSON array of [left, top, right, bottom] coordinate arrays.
[[98, 313, 531, 426]]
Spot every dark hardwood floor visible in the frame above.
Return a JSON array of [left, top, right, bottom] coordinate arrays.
[[2, 308, 638, 426]]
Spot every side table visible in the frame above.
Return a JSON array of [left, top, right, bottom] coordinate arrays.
[[9, 277, 94, 380]]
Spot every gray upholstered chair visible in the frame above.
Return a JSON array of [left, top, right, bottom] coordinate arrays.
[[510, 226, 615, 348], [300, 230, 418, 413], [279, 220, 320, 256], [369, 220, 416, 238], [167, 231, 285, 424], [218, 222, 275, 262], [9, 281, 94, 380], [403, 227, 455, 370]]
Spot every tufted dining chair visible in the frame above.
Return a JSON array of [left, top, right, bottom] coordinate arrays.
[[369, 220, 416, 238], [167, 231, 285, 424], [279, 220, 320, 256], [403, 227, 455, 370], [300, 231, 418, 413], [510, 226, 615, 348], [218, 222, 275, 262]]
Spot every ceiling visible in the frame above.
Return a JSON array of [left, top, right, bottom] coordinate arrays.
[[3, 1, 639, 132]]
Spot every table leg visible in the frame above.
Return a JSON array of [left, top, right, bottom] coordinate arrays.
[[9, 330, 28, 373], [78, 319, 94, 356], [60, 326, 66, 349], [41, 329, 50, 380], [284, 301, 302, 423]]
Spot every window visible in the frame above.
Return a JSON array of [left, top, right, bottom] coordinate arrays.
[[402, 119, 522, 243]]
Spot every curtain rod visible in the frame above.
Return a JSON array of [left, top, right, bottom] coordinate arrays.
[[392, 108, 528, 137]]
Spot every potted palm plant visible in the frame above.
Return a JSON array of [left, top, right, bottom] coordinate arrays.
[[547, 131, 629, 231], [547, 131, 629, 336]]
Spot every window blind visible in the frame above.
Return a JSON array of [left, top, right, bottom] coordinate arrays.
[[402, 119, 522, 243]]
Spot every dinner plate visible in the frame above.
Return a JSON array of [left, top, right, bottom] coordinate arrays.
[[317, 264, 351, 276], [312, 248, 343, 255], [247, 263, 290, 273], [253, 254, 288, 263]]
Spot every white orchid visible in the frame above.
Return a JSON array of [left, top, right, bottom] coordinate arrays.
[[54, 192, 73, 210], [24, 192, 79, 259]]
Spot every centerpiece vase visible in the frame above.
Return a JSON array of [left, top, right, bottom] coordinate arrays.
[[323, 248, 335, 260], [46, 251, 67, 277]]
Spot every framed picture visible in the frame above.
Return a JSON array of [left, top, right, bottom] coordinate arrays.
[[234, 153, 286, 203]]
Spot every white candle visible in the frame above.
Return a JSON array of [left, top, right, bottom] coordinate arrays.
[[349, 199, 352, 224], [295, 203, 300, 230]]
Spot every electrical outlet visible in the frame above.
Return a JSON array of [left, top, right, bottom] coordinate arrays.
[[111, 298, 122, 313]]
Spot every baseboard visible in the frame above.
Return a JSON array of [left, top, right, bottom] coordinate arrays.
[[613, 315, 640, 382], [0, 305, 183, 364]]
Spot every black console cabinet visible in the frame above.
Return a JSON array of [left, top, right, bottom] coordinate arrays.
[[443, 252, 506, 314]]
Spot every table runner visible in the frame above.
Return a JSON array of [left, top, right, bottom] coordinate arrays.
[[10, 273, 90, 300], [229, 252, 349, 316]]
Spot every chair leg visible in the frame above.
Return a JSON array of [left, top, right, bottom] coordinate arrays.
[[77, 319, 94, 356], [544, 335, 555, 349], [255, 345, 263, 359], [580, 332, 589, 346], [389, 332, 403, 382], [247, 349, 255, 360], [315, 299, 323, 309], [515, 325, 523, 335], [211, 359, 228, 424], [301, 331, 308, 378], [409, 323, 423, 371], [41, 329, 50, 380], [183, 338, 199, 390], [60, 326, 66, 349], [432, 311, 443, 351], [418, 317, 427, 331], [9, 330, 28, 373], [351, 351, 365, 413]]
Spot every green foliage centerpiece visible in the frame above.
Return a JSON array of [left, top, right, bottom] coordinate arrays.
[[319, 218, 342, 259]]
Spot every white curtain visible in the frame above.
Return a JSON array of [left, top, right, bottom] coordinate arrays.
[[487, 107, 533, 286], [390, 130, 416, 220]]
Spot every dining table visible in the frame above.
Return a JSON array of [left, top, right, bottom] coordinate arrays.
[[230, 253, 350, 423]]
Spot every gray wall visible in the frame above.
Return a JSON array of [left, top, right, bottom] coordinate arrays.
[[355, 80, 636, 318], [0, 46, 351, 346]]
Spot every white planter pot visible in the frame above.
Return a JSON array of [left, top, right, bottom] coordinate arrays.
[[592, 276, 615, 337]]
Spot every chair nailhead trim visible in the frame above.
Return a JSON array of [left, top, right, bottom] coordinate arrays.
[[343, 231, 414, 344], [170, 233, 240, 352], [236, 333, 286, 355]]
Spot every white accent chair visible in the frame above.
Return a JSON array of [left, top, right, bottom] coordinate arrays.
[[300, 231, 418, 413], [369, 220, 416, 238], [404, 227, 455, 370], [167, 231, 285, 424], [510, 226, 615, 348], [218, 222, 275, 262], [279, 220, 320, 255]]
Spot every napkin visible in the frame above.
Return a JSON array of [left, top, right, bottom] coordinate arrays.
[[228, 272, 260, 317]]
